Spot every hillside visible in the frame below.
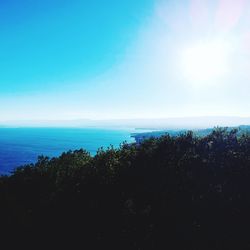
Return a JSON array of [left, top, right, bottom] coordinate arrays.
[[132, 125, 250, 144], [1, 127, 250, 249]]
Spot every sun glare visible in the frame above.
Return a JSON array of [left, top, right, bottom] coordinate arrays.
[[181, 40, 230, 85]]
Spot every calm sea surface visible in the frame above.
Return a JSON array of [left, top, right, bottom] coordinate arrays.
[[0, 128, 135, 175]]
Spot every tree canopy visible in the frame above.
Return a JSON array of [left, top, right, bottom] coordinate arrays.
[[1, 128, 250, 249]]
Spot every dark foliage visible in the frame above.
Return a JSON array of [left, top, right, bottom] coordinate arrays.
[[1, 128, 250, 249]]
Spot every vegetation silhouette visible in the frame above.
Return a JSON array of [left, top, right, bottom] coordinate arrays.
[[1, 127, 250, 249]]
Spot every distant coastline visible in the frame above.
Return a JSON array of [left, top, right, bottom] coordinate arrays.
[[132, 125, 250, 144]]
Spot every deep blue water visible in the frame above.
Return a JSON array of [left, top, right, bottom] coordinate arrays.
[[0, 128, 135, 175]]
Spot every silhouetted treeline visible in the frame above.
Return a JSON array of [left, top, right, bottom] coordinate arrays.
[[1, 128, 250, 249]]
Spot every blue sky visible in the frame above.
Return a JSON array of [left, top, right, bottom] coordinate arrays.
[[0, 0, 153, 92], [1, 0, 250, 122]]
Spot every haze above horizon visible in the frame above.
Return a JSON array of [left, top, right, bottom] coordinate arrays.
[[1, 116, 250, 130], [1, 0, 250, 123]]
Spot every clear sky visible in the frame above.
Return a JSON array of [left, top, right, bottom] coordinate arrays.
[[1, 0, 250, 122]]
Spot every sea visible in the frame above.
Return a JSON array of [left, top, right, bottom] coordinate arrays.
[[0, 128, 136, 175]]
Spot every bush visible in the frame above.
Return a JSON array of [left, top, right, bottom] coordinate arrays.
[[1, 128, 250, 249]]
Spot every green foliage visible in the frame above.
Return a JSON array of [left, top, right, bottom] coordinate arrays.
[[1, 128, 250, 249]]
